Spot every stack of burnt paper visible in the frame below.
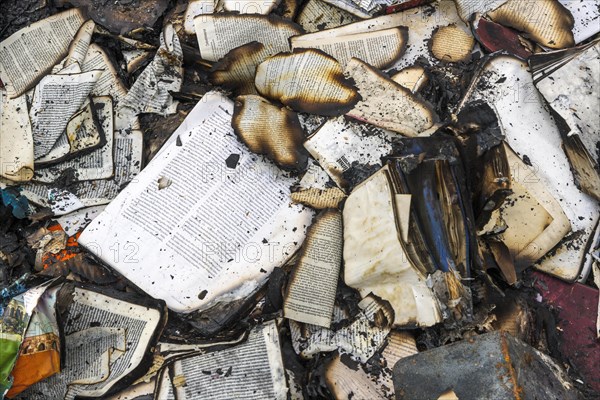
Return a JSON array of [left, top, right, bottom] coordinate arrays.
[[0, 0, 599, 398], [0, 10, 183, 217]]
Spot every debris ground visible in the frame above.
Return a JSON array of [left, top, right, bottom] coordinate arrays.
[[0, 0, 599, 399]]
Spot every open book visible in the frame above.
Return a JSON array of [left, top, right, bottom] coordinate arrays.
[[79, 91, 314, 313]]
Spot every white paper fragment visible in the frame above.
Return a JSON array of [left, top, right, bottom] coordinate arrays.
[[304, 116, 397, 189], [56, 205, 106, 236], [118, 24, 183, 123], [184, 0, 215, 34], [0, 90, 34, 181]]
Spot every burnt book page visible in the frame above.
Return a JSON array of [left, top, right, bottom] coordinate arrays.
[[298, 0, 468, 69], [560, 0, 600, 43], [35, 101, 105, 166], [531, 40, 600, 200], [66, 101, 105, 153], [34, 97, 114, 183], [344, 58, 437, 136], [492, 145, 571, 272], [304, 116, 397, 189], [65, 20, 95, 68], [78, 91, 314, 313], [210, 42, 278, 96], [81, 44, 129, 123], [193, 14, 303, 62], [324, 331, 417, 399], [232, 95, 307, 169], [20, 126, 143, 215], [184, 0, 215, 34], [0, 9, 85, 98], [289, 296, 394, 362], [170, 321, 287, 400], [30, 70, 102, 159], [296, 0, 359, 33], [255, 49, 360, 116], [0, 90, 34, 182], [34, 132, 72, 165], [291, 27, 408, 69], [283, 210, 343, 327], [20, 285, 166, 400], [460, 54, 599, 282], [118, 24, 183, 124], [486, 0, 575, 49], [429, 24, 475, 62]]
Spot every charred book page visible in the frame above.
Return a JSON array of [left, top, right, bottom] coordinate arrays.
[[157, 321, 287, 400], [530, 38, 600, 201], [193, 14, 303, 62], [79, 91, 314, 313], [0, 9, 86, 98], [29, 69, 102, 160], [283, 209, 343, 327], [0, 89, 34, 182]]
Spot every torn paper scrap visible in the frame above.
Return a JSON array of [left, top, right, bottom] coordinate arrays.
[[344, 58, 437, 136], [118, 24, 183, 122], [0, 90, 34, 182], [284, 210, 343, 327]]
